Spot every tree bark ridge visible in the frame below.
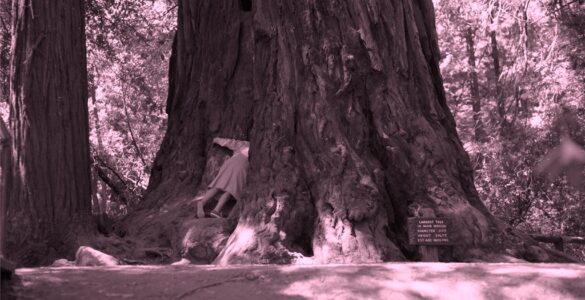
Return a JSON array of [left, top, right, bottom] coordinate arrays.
[[5, 0, 92, 266]]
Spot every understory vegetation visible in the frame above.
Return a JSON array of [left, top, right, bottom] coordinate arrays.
[[435, 0, 585, 258]]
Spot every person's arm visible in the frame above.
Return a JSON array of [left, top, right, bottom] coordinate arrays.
[[213, 137, 249, 151]]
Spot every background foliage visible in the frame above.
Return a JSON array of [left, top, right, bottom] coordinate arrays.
[[0, 0, 11, 119], [434, 0, 585, 259], [85, 0, 176, 217]]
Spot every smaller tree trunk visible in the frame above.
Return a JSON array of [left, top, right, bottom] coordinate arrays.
[[0, 0, 11, 102], [465, 27, 484, 142], [121, 81, 147, 169], [90, 75, 104, 153], [489, 3, 507, 132], [490, 32, 504, 119]]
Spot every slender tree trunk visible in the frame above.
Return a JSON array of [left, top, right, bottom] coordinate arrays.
[[125, 0, 565, 264], [89, 74, 105, 217], [0, 0, 11, 103], [121, 81, 147, 169], [490, 31, 504, 121], [5, 0, 92, 266], [465, 27, 484, 142], [90, 75, 104, 153], [88, 74, 114, 227], [489, 2, 507, 132]]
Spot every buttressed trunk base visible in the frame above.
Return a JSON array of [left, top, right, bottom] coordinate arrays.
[[135, 0, 561, 264]]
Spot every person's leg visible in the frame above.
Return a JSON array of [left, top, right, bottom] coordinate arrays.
[[196, 188, 219, 218], [210, 192, 232, 218]]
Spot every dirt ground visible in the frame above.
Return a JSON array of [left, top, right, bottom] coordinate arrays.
[[7, 263, 585, 299]]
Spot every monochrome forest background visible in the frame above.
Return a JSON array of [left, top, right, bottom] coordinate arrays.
[[1, 0, 584, 264]]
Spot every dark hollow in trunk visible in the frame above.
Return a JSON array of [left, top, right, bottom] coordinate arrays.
[[240, 0, 252, 12]]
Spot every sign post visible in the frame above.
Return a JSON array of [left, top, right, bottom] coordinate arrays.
[[407, 208, 453, 262]]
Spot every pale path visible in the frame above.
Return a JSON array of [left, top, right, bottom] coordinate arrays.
[[11, 263, 585, 299]]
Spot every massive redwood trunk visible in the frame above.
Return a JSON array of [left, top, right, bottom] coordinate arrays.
[[4, 0, 92, 266], [124, 0, 565, 264]]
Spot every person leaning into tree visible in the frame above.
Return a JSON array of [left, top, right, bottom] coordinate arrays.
[[195, 137, 250, 218]]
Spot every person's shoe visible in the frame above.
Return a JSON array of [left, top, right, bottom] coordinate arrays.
[[209, 211, 223, 218]]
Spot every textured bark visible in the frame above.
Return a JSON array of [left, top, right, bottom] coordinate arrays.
[[135, 0, 530, 264], [0, 118, 10, 255], [465, 27, 484, 142], [5, 0, 92, 266]]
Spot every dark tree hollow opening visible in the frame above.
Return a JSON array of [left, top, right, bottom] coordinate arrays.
[[240, 0, 252, 11]]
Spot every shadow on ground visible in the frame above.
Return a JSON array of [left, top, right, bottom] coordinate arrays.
[[13, 263, 585, 299]]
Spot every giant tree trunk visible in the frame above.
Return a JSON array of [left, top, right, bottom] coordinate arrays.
[[4, 0, 92, 266], [131, 0, 558, 264]]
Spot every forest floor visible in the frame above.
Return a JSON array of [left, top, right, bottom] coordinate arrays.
[[6, 262, 585, 300]]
